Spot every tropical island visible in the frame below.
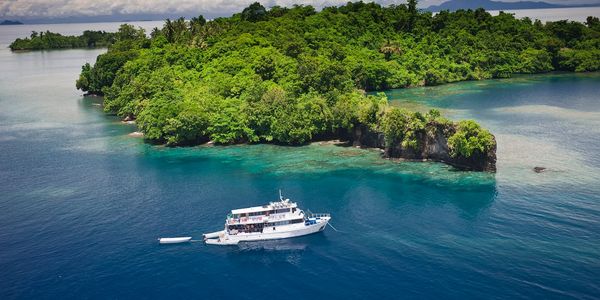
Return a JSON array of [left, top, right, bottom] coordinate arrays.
[[14, 1, 600, 171], [9, 30, 116, 50]]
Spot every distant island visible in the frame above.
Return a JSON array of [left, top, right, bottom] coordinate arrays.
[[0, 13, 207, 25], [0, 20, 23, 25], [426, 0, 600, 11], [10, 31, 116, 50]]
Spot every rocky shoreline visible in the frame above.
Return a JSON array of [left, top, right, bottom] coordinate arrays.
[[349, 124, 497, 172], [118, 110, 497, 172], [125, 125, 497, 172], [120, 112, 497, 172]]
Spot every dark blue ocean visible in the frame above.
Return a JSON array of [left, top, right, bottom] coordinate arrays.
[[1, 23, 599, 299]]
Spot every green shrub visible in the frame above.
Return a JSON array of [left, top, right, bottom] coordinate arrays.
[[448, 120, 495, 158]]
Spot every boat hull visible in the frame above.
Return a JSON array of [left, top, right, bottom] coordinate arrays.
[[204, 218, 329, 245]]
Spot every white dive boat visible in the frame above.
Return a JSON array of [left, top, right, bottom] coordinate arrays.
[[203, 192, 331, 245]]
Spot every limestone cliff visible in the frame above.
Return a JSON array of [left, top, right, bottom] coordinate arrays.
[[350, 123, 497, 172]]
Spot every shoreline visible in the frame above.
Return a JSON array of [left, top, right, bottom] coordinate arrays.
[[372, 71, 600, 94], [105, 71, 596, 173]]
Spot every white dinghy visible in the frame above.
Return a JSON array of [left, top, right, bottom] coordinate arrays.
[[158, 237, 192, 244]]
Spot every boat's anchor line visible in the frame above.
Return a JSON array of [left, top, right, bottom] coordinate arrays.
[[327, 222, 343, 233]]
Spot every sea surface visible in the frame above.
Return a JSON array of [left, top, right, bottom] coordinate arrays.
[[1, 23, 600, 299], [488, 6, 600, 22]]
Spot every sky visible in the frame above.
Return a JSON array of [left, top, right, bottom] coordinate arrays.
[[1, 0, 600, 20]]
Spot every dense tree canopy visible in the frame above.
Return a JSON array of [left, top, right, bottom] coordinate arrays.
[[73, 1, 599, 156]]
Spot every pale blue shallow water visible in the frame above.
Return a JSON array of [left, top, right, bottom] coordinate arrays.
[[1, 24, 600, 299]]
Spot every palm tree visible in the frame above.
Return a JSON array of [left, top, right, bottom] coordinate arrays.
[[164, 18, 174, 43], [189, 15, 206, 36], [172, 17, 188, 43]]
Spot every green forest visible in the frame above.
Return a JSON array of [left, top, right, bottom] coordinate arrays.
[[10, 30, 116, 50], [73, 1, 599, 157]]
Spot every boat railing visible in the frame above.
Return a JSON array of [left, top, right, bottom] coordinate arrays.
[[227, 213, 292, 224], [308, 213, 330, 218]]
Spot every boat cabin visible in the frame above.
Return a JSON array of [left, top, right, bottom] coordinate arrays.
[[227, 218, 305, 234], [225, 199, 306, 234]]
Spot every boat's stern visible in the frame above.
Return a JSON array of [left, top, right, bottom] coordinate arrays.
[[205, 238, 239, 245], [203, 230, 225, 240], [203, 230, 239, 245]]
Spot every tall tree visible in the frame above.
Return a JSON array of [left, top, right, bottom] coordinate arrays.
[[241, 2, 268, 22], [408, 0, 418, 30]]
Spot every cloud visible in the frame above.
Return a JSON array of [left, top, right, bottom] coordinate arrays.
[[1, 0, 598, 18], [1, 0, 339, 18]]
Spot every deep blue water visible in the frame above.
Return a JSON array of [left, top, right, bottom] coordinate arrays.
[[1, 25, 600, 299]]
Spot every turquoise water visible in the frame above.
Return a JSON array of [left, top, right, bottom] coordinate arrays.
[[1, 26, 600, 299]]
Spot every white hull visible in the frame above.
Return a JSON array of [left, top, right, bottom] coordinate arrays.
[[205, 218, 329, 246]]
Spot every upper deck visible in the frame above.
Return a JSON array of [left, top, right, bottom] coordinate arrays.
[[227, 199, 302, 225], [231, 199, 297, 215]]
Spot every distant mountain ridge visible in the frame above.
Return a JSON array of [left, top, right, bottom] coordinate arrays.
[[1, 20, 23, 25], [0, 14, 199, 25], [426, 0, 600, 11]]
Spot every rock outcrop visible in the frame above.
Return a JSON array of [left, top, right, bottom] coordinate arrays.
[[350, 124, 497, 172]]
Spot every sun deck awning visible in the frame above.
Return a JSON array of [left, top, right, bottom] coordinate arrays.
[[230, 200, 298, 215], [231, 205, 271, 215]]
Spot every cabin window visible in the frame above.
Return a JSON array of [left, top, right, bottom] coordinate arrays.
[[275, 208, 290, 214], [292, 208, 296, 213]]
